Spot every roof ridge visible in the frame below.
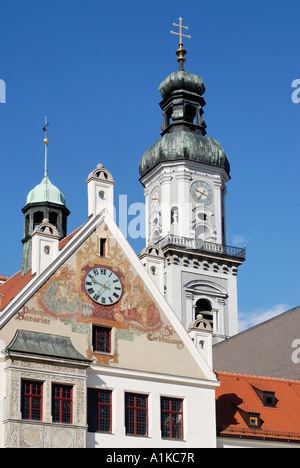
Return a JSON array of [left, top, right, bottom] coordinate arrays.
[[215, 370, 300, 385], [213, 305, 300, 347], [59, 224, 85, 250]]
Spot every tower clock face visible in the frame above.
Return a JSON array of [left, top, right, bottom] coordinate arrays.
[[190, 181, 213, 205], [150, 186, 161, 210], [84, 267, 123, 305]]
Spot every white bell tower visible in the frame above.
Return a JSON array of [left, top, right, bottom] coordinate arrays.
[[87, 164, 115, 219], [139, 26, 246, 343]]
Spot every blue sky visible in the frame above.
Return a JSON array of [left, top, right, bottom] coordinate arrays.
[[0, 0, 299, 330]]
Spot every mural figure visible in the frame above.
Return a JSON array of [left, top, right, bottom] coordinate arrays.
[[123, 276, 162, 330], [41, 266, 81, 317]]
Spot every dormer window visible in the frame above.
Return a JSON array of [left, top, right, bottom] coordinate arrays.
[[252, 386, 277, 408], [263, 391, 276, 408], [248, 413, 261, 428]]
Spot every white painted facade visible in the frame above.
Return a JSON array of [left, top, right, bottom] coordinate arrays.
[[142, 161, 229, 246], [86, 366, 218, 448], [0, 164, 220, 448], [217, 437, 300, 449], [141, 159, 242, 342]]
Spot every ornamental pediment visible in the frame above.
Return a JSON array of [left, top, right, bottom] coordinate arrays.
[[184, 279, 227, 298]]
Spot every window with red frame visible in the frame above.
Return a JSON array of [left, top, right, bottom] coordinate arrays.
[[161, 397, 183, 440], [52, 384, 73, 424], [21, 380, 43, 421], [93, 326, 111, 354], [87, 388, 112, 433], [125, 393, 148, 437]]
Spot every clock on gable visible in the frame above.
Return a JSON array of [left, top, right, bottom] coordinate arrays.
[[84, 267, 123, 306]]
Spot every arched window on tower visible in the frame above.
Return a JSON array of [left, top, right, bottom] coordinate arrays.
[[195, 298, 213, 330], [151, 229, 160, 244], [166, 106, 173, 126], [49, 212, 58, 230], [185, 104, 197, 124], [33, 211, 44, 230]]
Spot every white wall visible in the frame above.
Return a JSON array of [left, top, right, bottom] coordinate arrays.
[[86, 366, 217, 448], [217, 437, 300, 449], [0, 352, 5, 448]]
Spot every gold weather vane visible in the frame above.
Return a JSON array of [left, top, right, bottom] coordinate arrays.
[[170, 17, 191, 65], [43, 116, 49, 176], [43, 116, 49, 143]]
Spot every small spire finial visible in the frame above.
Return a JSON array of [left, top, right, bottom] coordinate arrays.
[[43, 116, 49, 176], [170, 17, 191, 66]]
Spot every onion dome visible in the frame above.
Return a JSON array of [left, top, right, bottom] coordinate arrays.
[[159, 68, 205, 99], [139, 63, 230, 179], [139, 130, 230, 178], [139, 20, 230, 180]]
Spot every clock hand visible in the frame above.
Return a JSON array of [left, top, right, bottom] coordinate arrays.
[[195, 190, 206, 201], [198, 190, 208, 199], [96, 280, 111, 296], [92, 278, 110, 289]]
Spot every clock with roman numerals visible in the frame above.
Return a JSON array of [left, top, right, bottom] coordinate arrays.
[[84, 267, 123, 305]]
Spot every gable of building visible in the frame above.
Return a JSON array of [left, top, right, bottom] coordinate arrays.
[[0, 209, 217, 383]]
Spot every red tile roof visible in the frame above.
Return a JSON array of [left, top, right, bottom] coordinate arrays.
[[216, 372, 300, 442], [0, 270, 32, 311], [58, 226, 81, 250], [0, 227, 81, 311]]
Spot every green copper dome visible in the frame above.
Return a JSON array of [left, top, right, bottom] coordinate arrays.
[[139, 129, 230, 178], [25, 173, 66, 207]]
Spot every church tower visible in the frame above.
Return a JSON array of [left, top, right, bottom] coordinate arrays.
[[139, 19, 246, 342], [21, 121, 70, 275]]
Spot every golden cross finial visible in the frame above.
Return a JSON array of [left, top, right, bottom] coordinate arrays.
[[171, 17, 191, 45], [170, 17, 191, 65]]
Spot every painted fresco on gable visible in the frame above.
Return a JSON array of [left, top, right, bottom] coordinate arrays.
[[38, 265, 81, 318], [15, 226, 184, 366]]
